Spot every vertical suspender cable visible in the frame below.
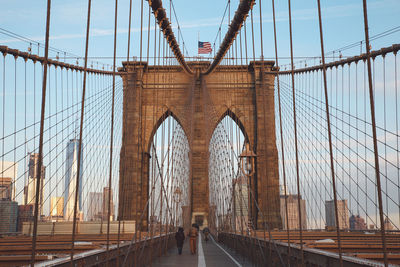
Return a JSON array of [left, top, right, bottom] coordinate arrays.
[[127, 0, 133, 61], [132, 5, 148, 265], [70, 0, 92, 264], [244, 21, 248, 65], [250, 7, 255, 231], [383, 55, 388, 217], [146, 5, 151, 64], [138, 3, 150, 257], [362, 1, 388, 266], [106, 0, 118, 264], [395, 51, 399, 228], [316, 1, 343, 266], [257, 0, 273, 260], [271, 0, 291, 263], [239, 28, 243, 65], [24, 58, 27, 214], [250, 10, 255, 64], [258, 0, 264, 61], [30, 0, 51, 265], [13, 59, 16, 203], [227, 0, 230, 63], [148, 21, 158, 263], [119, 0, 133, 263], [140, 0, 144, 63], [1, 55, 5, 199], [170, 0, 172, 64], [287, 0, 304, 264]]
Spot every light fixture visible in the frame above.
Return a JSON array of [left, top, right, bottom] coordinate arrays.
[[173, 187, 182, 204], [239, 142, 256, 177]]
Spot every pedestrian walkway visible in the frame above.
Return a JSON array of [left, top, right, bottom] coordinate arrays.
[[153, 233, 252, 267]]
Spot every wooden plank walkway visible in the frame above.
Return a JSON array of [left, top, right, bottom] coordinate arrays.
[[153, 233, 252, 267]]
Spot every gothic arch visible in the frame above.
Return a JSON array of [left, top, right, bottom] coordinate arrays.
[[210, 107, 250, 146], [119, 61, 281, 230], [146, 107, 189, 154]]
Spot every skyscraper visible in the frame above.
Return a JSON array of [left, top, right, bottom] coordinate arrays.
[[325, 199, 349, 230], [50, 197, 64, 219], [102, 187, 114, 221], [280, 194, 307, 230], [0, 177, 12, 200], [87, 192, 102, 221], [64, 139, 83, 221], [24, 153, 45, 215], [384, 217, 394, 231], [1, 161, 18, 200], [349, 215, 367, 230], [17, 204, 34, 232], [0, 200, 18, 233]]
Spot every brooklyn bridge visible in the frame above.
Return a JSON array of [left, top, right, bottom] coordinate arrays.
[[0, 0, 399, 266]]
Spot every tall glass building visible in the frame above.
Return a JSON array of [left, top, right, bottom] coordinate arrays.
[[64, 139, 83, 221]]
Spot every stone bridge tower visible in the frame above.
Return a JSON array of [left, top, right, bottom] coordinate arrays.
[[118, 61, 281, 230]]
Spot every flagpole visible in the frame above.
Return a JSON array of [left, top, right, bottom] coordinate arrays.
[[198, 31, 200, 60]]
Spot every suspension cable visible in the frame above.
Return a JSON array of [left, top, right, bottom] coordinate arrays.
[[106, 0, 118, 264], [362, 0, 388, 266], [287, 0, 304, 264], [316, 1, 343, 265], [147, 0, 192, 74], [204, 0, 255, 75], [70, 0, 92, 263], [271, 0, 291, 263], [30, 0, 51, 265]]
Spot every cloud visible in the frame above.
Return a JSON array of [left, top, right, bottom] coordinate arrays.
[[2, 1, 386, 45]]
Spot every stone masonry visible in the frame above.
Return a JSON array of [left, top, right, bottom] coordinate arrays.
[[118, 61, 282, 230]]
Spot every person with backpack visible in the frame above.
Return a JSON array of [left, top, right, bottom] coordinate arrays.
[[175, 227, 185, 255], [189, 224, 198, 254], [203, 227, 209, 243]]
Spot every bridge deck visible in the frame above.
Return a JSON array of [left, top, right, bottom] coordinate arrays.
[[1, 231, 399, 266], [153, 233, 251, 267]]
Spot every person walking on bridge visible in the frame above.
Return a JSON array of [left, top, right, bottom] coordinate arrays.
[[175, 227, 185, 255], [203, 227, 209, 243], [189, 224, 198, 254]]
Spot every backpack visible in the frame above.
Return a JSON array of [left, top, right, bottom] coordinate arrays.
[[189, 228, 197, 237]]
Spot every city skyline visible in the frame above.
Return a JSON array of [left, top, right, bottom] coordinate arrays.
[[1, 134, 119, 222], [2, 150, 399, 230]]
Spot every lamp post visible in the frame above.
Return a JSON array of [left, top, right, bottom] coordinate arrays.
[[239, 143, 256, 177], [173, 187, 182, 227], [239, 142, 256, 231], [232, 179, 236, 232]]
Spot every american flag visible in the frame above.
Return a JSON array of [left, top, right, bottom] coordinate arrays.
[[198, 41, 212, 54]]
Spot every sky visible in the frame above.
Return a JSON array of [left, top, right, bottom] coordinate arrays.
[[0, 0, 399, 68], [1, 0, 400, 226]]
